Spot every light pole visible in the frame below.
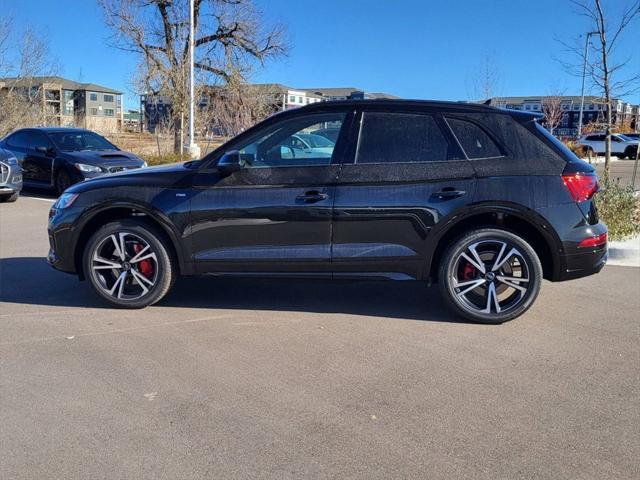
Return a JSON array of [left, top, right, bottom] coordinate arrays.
[[187, 0, 200, 159], [577, 31, 598, 137]]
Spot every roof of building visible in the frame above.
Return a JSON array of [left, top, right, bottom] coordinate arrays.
[[0, 76, 121, 94], [486, 95, 627, 105]]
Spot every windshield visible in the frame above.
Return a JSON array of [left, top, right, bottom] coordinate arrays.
[[617, 134, 635, 142], [49, 132, 117, 152], [296, 133, 334, 148]]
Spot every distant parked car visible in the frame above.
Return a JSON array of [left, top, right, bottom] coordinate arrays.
[[282, 133, 335, 159], [0, 128, 146, 194], [0, 147, 23, 202], [311, 127, 341, 143], [576, 133, 639, 159]]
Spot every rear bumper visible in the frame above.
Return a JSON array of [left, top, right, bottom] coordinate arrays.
[[554, 221, 608, 281]]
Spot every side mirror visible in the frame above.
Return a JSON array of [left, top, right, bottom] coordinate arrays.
[[36, 146, 55, 157], [217, 150, 243, 178]]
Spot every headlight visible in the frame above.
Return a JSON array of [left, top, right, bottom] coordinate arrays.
[[141, 161, 148, 168], [53, 193, 79, 209], [75, 163, 102, 173], [6, 156, 18, 166]]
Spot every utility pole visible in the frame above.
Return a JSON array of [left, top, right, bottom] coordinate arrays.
[[187, 0, 200, 159], [577, 31, 598, 137]]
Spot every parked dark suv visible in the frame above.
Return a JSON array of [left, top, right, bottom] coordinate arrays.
[[47, 100, 607, 323], [0, 127, 146, 194]]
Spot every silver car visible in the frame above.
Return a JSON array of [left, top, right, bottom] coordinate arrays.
[[0, 147, 23, 202]]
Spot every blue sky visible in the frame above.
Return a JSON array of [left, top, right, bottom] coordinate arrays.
[[5, 0, 640, 108]]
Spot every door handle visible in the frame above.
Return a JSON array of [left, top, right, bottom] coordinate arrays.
[[296, 190, 329, 203], [431, 188, 466, 200]]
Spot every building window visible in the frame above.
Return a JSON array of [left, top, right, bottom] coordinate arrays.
[[289, 95, 295, 103], [298, 96, 303, 103], [90, 107, 98, 115], [105, 109, 115, 116], [90, 92, 98, 101], [104, 94, 114, 102]]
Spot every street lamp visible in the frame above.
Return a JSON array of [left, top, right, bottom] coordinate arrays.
[[577, 31, 599, 137], [187, 0, 200, 159]]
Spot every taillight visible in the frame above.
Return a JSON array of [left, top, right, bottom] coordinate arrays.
[[562, 173, 599, 203], [578, 232, 607, 248]]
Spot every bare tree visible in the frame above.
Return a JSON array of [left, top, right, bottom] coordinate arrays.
[[99, 0, 286, 153], [0, 21, 58, 137], [200, 77, 280, 137], [559, 0, 640, 172], [542, 89, 565, 135], [468, 53, 502, 101]]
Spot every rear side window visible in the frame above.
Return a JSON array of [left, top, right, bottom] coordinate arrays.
[[355, 112, 460, 164], [5, 131, 29, 149], [446, 117, 502, 159]]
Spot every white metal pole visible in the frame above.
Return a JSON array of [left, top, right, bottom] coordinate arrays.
[[189, 0, 195, 149]]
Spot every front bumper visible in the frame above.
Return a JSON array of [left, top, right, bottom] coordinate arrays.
[[0, 162, 23, 196]]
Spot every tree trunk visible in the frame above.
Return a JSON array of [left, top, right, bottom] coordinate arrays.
[[605, 101, 612, 173]]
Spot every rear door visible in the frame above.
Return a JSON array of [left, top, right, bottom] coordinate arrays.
[[331, 108, 476, 280]]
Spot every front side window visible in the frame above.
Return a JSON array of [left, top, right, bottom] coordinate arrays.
[[49, 132, 117, 151], [28, 131, 53, 150], [446, 117, 503, 159], [355, 112, 458, 164], [234, 112, 346, 168]]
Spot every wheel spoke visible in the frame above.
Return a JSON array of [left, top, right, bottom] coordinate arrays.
[[461, 243, 486, 274], [492, 247, 521, 272], [130, 250, 156, 264], [482, 281, 501, 314], [107, 271, 127, 299], [130, 269, 153, 294], [110, 234, 126, 261], [454, 278, 485, 296], [496, 275, 529, 293], [92, 254, 121, 270]]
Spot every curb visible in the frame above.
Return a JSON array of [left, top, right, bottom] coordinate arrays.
[[607, 235, 640, 267]]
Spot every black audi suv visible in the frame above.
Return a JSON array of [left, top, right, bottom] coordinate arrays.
[[0, 127, 146, 194], [47, 100, 607, 323]]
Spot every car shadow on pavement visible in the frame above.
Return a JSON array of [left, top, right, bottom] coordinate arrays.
[[0, 257, 464, 323]]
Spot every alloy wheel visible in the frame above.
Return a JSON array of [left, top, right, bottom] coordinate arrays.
[[450, 240, 530, 316], [90, 232, 159, 301]]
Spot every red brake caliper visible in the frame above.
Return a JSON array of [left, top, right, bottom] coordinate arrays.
[[462, 262, 476, 281], [133, 243, 153, 278]]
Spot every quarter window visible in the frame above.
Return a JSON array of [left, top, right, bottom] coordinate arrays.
[[235, 112, 346, 168], [355, 112, 458, 164], [446, 117, 503, 159], [5, 131, 30, 149]]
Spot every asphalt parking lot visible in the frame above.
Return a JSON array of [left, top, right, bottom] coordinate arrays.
[[1, 194, 639, 480]]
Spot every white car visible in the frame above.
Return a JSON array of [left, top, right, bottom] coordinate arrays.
[[576, 133, 639, 159], [282, 133, 335, 159]]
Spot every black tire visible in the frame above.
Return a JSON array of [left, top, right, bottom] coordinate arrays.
[[55, 169, 73, 195], [0, 192, 19, 202], [82, 220, 175, 308], [438, 228, 543, 324], [624, 147, 637, 160]]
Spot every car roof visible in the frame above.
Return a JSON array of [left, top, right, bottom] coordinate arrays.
[[292, 98, 543, 121], [15, 127, 97, 134]]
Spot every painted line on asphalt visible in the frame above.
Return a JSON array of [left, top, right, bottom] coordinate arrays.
[[21, 196, 55, 203]]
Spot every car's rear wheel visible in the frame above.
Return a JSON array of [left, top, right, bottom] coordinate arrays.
[[439, 228, 542, 324], [624, 147, 637, 160], [83, 220, 175, 308]]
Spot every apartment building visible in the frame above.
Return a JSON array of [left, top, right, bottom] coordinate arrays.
[[141, 84, 398, 132], [486, 95, 640, 137], [0, 76, 124, 133]]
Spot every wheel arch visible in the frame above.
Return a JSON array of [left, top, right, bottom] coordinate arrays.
[[426, 203, 562, 282], [72, 202, 188, 280]]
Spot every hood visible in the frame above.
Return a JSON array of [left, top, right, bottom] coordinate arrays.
[[66, 162, 193, 193], [62, 150, 144, 167]]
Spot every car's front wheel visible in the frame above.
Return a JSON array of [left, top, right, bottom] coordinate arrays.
[[439, 228, 542, 324], [83, 220, 175, 308]]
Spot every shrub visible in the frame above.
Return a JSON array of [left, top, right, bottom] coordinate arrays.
[[140, 153, 185, 166], [595, 176, 640, 241]]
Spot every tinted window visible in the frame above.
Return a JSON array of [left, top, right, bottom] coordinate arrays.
[[26, 131, 53, 150], [5, 131, 29, 149], [446, 117, 502, 159], [49, 131, 116, 151], [356, 112, 458, 163], [235, 112, 345, 168]]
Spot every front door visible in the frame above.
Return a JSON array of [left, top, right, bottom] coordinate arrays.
[[190, 110, 352, 275], [332, 109, 477, 280], [23, 130, 56, 186]]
